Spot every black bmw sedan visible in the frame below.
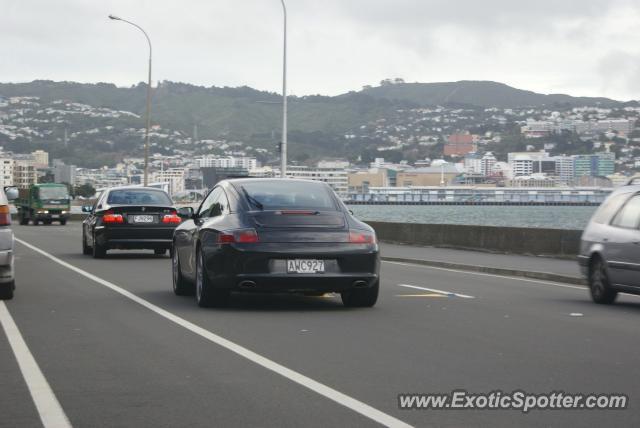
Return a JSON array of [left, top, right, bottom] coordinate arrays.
[[172, 179, 380, 308], [82, 186, 183, 258]]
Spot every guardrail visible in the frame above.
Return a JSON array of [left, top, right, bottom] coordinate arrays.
[[366, 221, 582, 258]]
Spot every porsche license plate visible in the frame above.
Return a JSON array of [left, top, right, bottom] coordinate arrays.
[[287, 259, 325, 274]]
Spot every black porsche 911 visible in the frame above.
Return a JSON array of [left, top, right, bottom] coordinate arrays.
[[82, 186, 183, 258], [171, 178, 380, 308]]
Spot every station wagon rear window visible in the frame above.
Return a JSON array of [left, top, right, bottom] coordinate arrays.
[[591, 193, 630, 224]]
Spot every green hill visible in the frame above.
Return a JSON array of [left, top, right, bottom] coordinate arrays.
[[361, 80, 620, 108]]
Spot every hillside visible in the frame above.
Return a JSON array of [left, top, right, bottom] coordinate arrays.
[[360, 81, 621, 109], [0, 80, 408, 139], [1, 79, 636, 169]]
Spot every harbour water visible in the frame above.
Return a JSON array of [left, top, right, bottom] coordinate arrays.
[[348, 204, 598, 230]]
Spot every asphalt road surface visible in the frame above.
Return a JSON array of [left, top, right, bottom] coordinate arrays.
[[2, 222, 640, 427]]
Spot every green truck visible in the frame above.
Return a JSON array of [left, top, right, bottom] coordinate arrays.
[[16, 183, 71, 225]]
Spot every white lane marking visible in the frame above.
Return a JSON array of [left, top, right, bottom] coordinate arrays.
[[383, 260, 586, 291], [0, 301, 72, 428], [386, 261, 640, 301], [15, 238, 412, 428], [397, 284, 475, 299]]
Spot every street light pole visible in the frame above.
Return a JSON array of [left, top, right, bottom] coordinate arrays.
[[280, 0, 288, 178], [109, 14, 153, 187]]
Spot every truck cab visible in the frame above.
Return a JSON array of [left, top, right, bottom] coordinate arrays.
[[17, 183, 71, 225]]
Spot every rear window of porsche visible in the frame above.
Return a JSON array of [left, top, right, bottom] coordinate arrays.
[[238, 181, 338, 211]]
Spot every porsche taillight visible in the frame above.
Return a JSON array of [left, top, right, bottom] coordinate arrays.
[[217, 228, 259, 244], [349, 229, 376, 244]]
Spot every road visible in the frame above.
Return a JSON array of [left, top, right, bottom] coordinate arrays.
[[2, 222, 640, 427]]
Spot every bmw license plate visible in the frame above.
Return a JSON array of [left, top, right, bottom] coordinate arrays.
[[287, 259, 325, 274], [132, 215, 154, 223]]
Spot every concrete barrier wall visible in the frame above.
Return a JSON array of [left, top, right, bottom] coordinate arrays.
[[366, 221, 582, 258], [13, 215, 581, 257]]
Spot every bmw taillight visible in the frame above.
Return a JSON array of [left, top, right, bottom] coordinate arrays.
[[102, 210, 124, 224], [217, 228, 259, 244], [162, 211, 181, 224], [349, 229, 376, 244], [0, 205, 11, 226]]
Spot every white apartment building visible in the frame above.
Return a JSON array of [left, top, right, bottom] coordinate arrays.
[[197, 156, 258, 170], [13, 160, 37, 189], [286, 166, 348, 196], [248, 166, 278, 178], [0, 157, 14, 187], [480, 152, 497, 176], [31, 150, 49, 168], [554, 155, 575, 183], [463, 153, 482, 174], [153, 168, 186, 196], [508, 151, 555, 177]]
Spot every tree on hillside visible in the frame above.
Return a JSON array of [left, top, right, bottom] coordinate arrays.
[[74, 183, 96, 198]]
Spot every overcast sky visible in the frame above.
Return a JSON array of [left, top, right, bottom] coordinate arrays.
[[2, 0, 640, 100]]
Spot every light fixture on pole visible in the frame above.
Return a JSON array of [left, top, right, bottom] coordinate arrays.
[[108, 14, 153, 187], [279, 0, 288, 178]]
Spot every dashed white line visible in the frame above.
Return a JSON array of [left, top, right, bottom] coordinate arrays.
[[0, 301, 72, 428], [383, 260, 586, 290], [397, 283, 475, 299], [15, 238, 412, 428]]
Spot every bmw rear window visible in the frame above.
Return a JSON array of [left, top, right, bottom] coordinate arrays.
[[238, 181, 338, 211], [107, 189, 172, 205]]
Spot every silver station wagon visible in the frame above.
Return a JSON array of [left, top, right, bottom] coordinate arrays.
[[579, 178, 640, 304]]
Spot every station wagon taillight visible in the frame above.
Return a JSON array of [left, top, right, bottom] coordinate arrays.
[[218, 228, 259, 244], [0, 205, 10, 226]]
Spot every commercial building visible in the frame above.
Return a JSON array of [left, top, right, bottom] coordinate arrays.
[[480, 152, 497, 176], [573, 153, 615, 177], [0, 157, 14, 187], [31, 150, 49, 168], [348, 168, 389, 193], [13, 160, 37, 188], [396, 166, 459, 187], [197, 156, 258, 171], [553, 156, 574, 183], [53, 160, 77, 185], [286, 166, 348, 196], [152, 168, 186, 196], [444, 133, 477, 157], [508, 151, 554, 177], [347, 186, 612, 204]]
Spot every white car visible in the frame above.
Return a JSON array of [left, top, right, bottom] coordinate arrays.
[[0, 186, 18, 300]]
